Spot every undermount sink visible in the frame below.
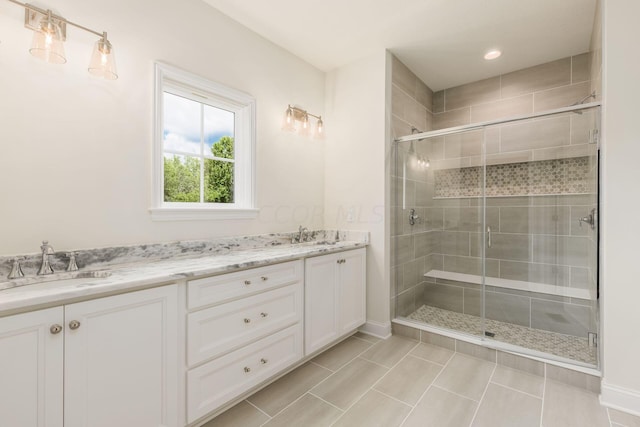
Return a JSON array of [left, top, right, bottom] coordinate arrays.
[[0, 270, 112, 291]]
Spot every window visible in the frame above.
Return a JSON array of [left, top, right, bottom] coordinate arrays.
[[151, 63, 257, 220]]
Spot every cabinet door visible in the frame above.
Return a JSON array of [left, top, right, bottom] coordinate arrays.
[[304, 253, 339, 354], [0, 307, 63, 427], [338, 248, 367, 334], [64, 285, 179, 427]]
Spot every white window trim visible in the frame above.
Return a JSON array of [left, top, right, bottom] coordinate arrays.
[[150, 62, 258, 221]]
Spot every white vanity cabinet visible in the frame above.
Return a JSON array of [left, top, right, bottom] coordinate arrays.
[[304, 248, 366, 355], [185, 260, 304, 424], [0, 285, 179, 427]]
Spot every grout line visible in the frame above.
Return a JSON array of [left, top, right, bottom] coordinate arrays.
[[309, 360, 335, 372], [258, 391, 311, 426], [431, 383, 483, 404], [539, 364, 547, 427], [606, 407, 613, 427], [307, 391, 346, 413], [468, 363, 498, 425], [489, 380, 543, 400], [245, 399, 272, 420], [372, 389, 416, 408]]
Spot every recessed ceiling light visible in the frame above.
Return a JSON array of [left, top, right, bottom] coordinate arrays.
[[484, 49, 502, 60]]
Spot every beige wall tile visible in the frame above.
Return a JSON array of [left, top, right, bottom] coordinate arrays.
[[392, 323, 420, 340], [572, 52, 592, 84], [545, 364, 601, 393], [496, 351, 545, 376], [445, 76, 501, 110], [456, 341, 497, 362], [532, 144, 591, 161], [470, 94, 533, 123], [416, 79, 434, 112], [406, 101, 428, 131], [392, 55, 417, 96], [499, 116, 570, 152], [420, 330, 455, 350], [433, 108, 470, 130], [392, 84, 413, 122], [499, 260, 570, 287], [332, 390, 410, 427], [485, 151, 534, 165], [392, 116, 413, 140], [423, 283, 464, 312], [501, 58, 571, 98], [433, 90, 445, 113], [534, 81, 591, 112]]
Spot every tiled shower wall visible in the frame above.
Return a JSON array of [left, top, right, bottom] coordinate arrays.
[[391, 50, 600, 339]]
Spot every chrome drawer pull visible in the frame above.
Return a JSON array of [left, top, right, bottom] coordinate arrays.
[[244, 367, 251, 373], [261, 276, 268, 281], [244, 318, 251, 324], [260, 312, 268, 318], [260, 358, 268, 365], [50, 324, 62, 334], [244, 280, 251, 286]]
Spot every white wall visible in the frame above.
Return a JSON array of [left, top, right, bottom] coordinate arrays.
[[0, 0, 325, 255], [600, 0, 640, 415], [324, 51, 391, 336]]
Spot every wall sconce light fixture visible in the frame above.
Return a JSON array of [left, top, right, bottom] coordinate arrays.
[[283, 105, 324, 137], [6, 0, 118, 80]]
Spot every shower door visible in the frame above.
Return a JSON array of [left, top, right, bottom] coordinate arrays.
[[480, 107, 600, 367], [393, 128, 487, 341]]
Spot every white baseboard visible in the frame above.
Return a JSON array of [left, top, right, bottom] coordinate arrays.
[[600, 381, 640, 417], [359, 320, 391, 339]]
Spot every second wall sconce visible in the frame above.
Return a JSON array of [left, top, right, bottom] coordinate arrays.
[[283, 105, 324, 137], [6, 0, 118, 80]]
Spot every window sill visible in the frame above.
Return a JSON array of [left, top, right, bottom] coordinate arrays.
[[149, 207, 259, 221]]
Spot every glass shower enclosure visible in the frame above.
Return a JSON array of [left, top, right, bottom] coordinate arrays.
[[392, 104, 600, 368]]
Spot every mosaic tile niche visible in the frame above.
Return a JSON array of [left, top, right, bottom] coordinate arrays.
[[434, 157, 590, 198]]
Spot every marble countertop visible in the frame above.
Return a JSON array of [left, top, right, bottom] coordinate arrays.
[[0, 240, 366, 317]]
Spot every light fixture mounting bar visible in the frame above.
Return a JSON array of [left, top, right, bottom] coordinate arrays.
[[288, 105, 322, 120], [7, 0, 105, 38]]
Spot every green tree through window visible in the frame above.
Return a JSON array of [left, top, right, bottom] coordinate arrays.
[[164, 136, 234, 203]]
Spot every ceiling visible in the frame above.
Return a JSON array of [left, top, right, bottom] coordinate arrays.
[[202, 0, 597, 91]]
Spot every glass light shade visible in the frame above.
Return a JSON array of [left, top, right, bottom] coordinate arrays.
[[29, 20, 66, 64], [282, 107, 296, 132], [316, 117, 323, 135], [88, 37, 118, 80]]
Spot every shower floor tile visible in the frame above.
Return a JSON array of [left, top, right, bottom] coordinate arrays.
[[407, 305, 597, 365]]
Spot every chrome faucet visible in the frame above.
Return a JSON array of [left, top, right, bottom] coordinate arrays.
[[37, 241, 55, 275], [293, 226, 309, 243]]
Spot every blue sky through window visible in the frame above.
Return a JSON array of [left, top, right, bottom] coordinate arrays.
[[163, 92, 234, 156]]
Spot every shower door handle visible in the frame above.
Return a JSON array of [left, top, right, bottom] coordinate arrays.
[[487, 226, 492, 248]]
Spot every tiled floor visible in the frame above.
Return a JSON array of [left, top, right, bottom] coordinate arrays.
[[407, 304, 597, 365], [203, 332, 636, 427]]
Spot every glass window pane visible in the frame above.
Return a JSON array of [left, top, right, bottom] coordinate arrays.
[[163, 92, 202, 155], [163, 154, 201, 203], [204, 159, 234, 203], [204, 105, 234, 159]]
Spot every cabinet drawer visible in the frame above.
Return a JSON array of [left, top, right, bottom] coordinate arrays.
[[188, 260, 303, 309], [187, 283, 303, 366], [186, 324, 303, 423]]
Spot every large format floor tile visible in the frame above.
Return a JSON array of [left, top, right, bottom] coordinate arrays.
[[609, 408, 640, 427], [542, 380, 609, 427], [374, 355, 443, 405], [490, 365, 544, 397], [433, 353, 496, 401], [310, 357, 388, 409], [471, 383, 541, 427], [360, 335, 418, 367], [410, 342, 454, 365], [262, 394, 342, 427], [332, 390, 411, 427], [201, 401, 268, 427], [311, 336, 372, 371], [247, 362, 332, 416], [402, 386, 478, 427]]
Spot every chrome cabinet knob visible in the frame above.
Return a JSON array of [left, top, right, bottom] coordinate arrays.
[[260, 358, 268, 365], [50, 324, 63, 334], [244, 280, 251, 286], [244, 318, 251, 324], [260, 312, 268, 318], [244, 367, 251, 373], [261, 276, 268, 281], [69, 320, 81, 330]]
